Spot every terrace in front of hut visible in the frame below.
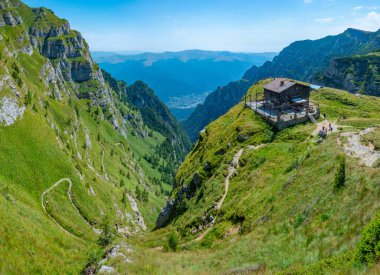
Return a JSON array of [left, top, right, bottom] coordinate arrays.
[[246, 78, 320, 130]]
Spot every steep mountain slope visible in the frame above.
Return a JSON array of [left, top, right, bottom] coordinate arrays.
[[94, 50, 277, 120], [183, 79, 251, 141], [130, 80, 380, 274], [102, 70, 191, 184], [184, 28, 380, 141], [0, 0, 184, 273], [243, 28, 380, 83], [316, 50, 380, 96]]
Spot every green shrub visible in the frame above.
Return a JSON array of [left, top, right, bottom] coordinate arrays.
[[25, 91, 33, 105], [164, 231, 179, 252], [357, 213, 380, 264], [372, 159, 380, 168], [334, 155, 346, 189], [121, 191, 127, 205], [97, 218, 115, 247], [120, 179, 125, 187]]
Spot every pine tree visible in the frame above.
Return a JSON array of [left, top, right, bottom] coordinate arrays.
[[135, 185, 142, 201], [121, 191, 127, 205], [334, 155, 346, 189], [164, 231, 179, 252], [97, 218, 114, 247]]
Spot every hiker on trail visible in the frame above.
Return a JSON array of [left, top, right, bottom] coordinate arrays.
[[329, 123, 333, 133], [323, 113, 327, 120], [322, 125, 325, 132]]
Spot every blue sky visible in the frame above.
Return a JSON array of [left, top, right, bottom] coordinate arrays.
[[23, 0, 380, 53]]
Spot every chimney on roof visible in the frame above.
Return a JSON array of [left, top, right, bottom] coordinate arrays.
[[280, 80, 285, 86]]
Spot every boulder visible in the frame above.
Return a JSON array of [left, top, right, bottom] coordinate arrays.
[[215, 148, 226, 155], [318, 130, 327, 139], [98, 265, 114, 274], [203, 161, 212, 172], [237, 134, 248, 142]]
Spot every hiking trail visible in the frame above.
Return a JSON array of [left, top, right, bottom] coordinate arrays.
[[196, 146, 262, 241], [41, 178, 100, 238]]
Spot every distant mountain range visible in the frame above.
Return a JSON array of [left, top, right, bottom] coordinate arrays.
[[184, 28, 380, 141], [92, 50, 277, 120]]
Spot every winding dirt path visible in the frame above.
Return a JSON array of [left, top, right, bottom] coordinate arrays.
[[216, 149, 244, 210], [195, 145, 265, 241], [41, 178, 100, 237], [41, 178, 79, 238], [196, 148, 245, 241]]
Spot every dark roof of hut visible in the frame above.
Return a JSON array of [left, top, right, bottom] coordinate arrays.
[[264, 78, 296, 93]]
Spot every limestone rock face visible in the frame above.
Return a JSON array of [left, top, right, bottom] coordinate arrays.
[[70, 60, 93, 82], [0, 96, 25, 126], [0, 0, 129, 138], [156, 199, 175, 229], [2, 12, 20, 26], [317, 53, 380, 96], [156, 173, 202, 228], [41, 34, 84, 59]]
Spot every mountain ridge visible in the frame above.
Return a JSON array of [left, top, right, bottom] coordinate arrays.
[[184, 28, 380, 141]]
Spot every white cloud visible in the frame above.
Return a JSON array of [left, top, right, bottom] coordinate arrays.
[[352, 6, 363, 11], [363, 12, 380, 29], [304, 0, 312, 4], [315, 17, 335, 23]]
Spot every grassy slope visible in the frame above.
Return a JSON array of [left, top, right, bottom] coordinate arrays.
[[123, 80, 380, 274], [0, 2, 172, 273]]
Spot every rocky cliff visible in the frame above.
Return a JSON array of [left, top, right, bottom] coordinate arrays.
[[316, 51, 380, 96]]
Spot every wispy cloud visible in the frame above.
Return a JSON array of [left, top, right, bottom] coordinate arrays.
[[352, 6, 363, 11], [349, 12, 380, 31], [362, 12, 380, 30], [315, 17, 334, 23], [304, 0, 312, 4]]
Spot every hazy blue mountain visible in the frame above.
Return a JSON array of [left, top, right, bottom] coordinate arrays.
[[93, 50, 277, 120]]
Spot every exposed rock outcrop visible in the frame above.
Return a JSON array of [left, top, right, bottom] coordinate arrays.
[[0, 11, 22, 27], [0, 96, 25, 126], [316, 52, 380, 96], [156, 199, 175, 229], [156, 172, 203, 228]]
